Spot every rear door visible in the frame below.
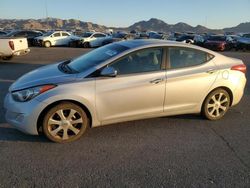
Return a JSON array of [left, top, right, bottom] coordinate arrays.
[[90, 33, 106, 47], [164, 47, 218, 114], [61, 32, 71, 45], [95, 47, 166, 124]]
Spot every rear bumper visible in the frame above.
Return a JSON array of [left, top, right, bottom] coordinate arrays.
[[232, 75, 247, 106], [13, 48, 30, 56], [204, 44, 225, 51]]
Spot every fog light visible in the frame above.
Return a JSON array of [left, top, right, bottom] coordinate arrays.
[[15, 113, 24, 122]]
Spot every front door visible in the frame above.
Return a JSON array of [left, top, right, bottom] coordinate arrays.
[[95, 47, 166, 124]]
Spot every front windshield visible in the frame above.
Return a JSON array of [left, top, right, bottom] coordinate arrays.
[[81, 32, 93, 37], [68, 43, 129, 72], [43, 31, 54, 37]]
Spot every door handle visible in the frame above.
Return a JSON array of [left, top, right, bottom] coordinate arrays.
[[206, 69, 216, 74], [150, 78, 164, 84]]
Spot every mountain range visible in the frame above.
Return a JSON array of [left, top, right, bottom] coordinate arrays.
[[0, 18, 249, 34]]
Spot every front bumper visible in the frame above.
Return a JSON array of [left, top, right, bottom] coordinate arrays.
[[4, 93, 47, 135]]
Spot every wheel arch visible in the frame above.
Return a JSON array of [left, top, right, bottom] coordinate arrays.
[[37, 99, 93, 134], [201, 86, 233, 112]]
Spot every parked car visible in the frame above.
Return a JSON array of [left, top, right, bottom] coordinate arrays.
[[204, 35, 234, 51], [167, 32, 183, 41], [0, 31, 7, 36], [148, 31, 165, 39], [0, 37, 30, 60], [236, 33, 250, 51], [69, 32, 109, 48], [135, 32, 149, 39], [101, 32, 134, 45], [4, 40, 247, 143], [176, 34, 205, 46], [35, 31, 76, 47], [5, 30, 43, 46]]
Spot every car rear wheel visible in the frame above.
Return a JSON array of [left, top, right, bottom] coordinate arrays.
[[202, 89, 230, 120], [2, 56, 13, 60], [44, 41, 51, 48], [43, 102, 89, 143]]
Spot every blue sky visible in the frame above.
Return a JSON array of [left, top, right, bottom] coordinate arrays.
[[0, 0, 250, 29]]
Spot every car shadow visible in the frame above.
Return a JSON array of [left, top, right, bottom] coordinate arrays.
[[162, 114, 203, 120], [0, 126, 50, 143]]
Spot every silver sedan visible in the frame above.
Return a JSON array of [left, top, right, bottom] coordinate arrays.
[[4, 40, 247, 143]]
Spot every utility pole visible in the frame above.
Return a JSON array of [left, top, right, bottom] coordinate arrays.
[[45, 0, 49, 31]]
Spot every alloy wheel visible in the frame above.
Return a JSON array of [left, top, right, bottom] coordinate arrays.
[[43, 103, 88, 143], [202, 89, 230, 120]]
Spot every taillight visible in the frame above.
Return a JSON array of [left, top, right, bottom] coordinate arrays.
[[231, 64, 247, 74], [9, 41, 15, 50]]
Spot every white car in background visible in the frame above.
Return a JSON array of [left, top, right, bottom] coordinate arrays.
[[77, 32, 110, 48], [35, 31, 77, 47]]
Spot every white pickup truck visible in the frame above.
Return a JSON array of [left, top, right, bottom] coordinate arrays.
[[0, 37, 30, 60]]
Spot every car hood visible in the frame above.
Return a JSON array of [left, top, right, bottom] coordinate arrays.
[[35, 36, 48, 40], [9, 62, 77, 91]]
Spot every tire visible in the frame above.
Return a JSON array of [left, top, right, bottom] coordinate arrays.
[[42, 102, 89, 143], [202, 89, 230, 121], [69, 41, 76, 48], [83, 42, 90, 48], [2, 56, 13, 60], [44, 41, 51, 48]]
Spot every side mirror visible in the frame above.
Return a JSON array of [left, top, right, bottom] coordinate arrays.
[[100, 67, 117, 77]]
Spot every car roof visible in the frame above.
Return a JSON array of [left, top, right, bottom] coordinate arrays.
[[115, 39, 219, 56], [117, 39, 185, 48]]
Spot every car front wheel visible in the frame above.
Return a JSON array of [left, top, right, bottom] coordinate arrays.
[[43, 102, 89, 143], [44, 41, 51, 48], [202, 89, 230, 120]]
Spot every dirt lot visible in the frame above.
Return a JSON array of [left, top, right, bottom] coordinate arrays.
[[0, 47, 249, 187]]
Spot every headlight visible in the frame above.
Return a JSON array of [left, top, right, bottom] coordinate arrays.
[[12, 85, 56, 102]]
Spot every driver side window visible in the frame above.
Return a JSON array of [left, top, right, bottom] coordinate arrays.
[[110, 48, 163, 75]]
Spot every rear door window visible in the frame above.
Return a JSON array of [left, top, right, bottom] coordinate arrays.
[[168, 47, 213, 69], [53, 32, 61, 37]]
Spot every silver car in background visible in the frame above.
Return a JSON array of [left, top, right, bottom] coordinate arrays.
[[4, 40, 247, 143]]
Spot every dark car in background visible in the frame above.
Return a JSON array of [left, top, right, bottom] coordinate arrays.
[[135, 32, 149, 39], [102, 32, 134, 45], [5, 30, 43, 46], [204, 35, 234, 51], [0, 31, 7, 36], [236, 33, 250, 51], [148, 31, 166, 39], [175, 34, 205, 47], [176, 34, 195, 43]]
